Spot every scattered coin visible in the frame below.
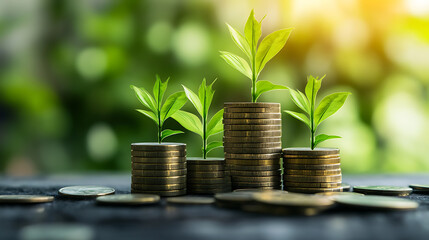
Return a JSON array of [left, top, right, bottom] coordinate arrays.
[[334, 195, 419, 210], [353, 186, 412, 196], [214, 192, 255, 208], [0, 195, 54, 204], [131, 150, 185, 158], [96, 194, 160, 205], [167, 196, 215, 205], [58, 186, 115, 198], [223, 119, 282, 125], [131, 183, 186, 191], [132, 162, 186, 170], [223, 125, 281, 131], [283, 157, 341, 165], [131, 142, 186, 151], [131, 156, 186, 164], [253, 192, 334, 208], [409, 184, 429, 192], [224, 102, 280, 108], [283, 163, 341, 170], [341, 183, 351, 191]]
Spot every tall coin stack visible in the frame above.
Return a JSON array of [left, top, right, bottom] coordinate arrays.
[[223, 102, 282, 190], [283, 148, 342, 193], [187, 158, 231, 194], [131, 143, 187, 197]]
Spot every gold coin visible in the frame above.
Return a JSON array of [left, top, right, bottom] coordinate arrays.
[[131, 156, 186, 163], [283, 147, 339, 156], [187, 165, 225, 171], [224, 107, 280, 113], [232, 176, 281, 182], [229, 170, 281, 177], [58, 186, 115, 198], [225, 153, 281, 160], [283, 181, 342, 188], [334, 195, 419, 210], [233, 189, 285, 193], [227, 164, 281, 171], [353, 186, 412, 196], [286, 187, 343, 194], [132, 169, 187, 177], [283, 157, 341, 165], [226, 159, 280, 166], [284, 169, 342, 176], [131, 142, 186, 151], [187, 184, 230, 190], [131, 183, 186, 191], [224, 136, 282, 143], [224, 113, 281, 119], [283, 163, 341, 170], [187, 177, 228, 185], [232, 181, 281, 188], [214, 192, 255, 204], [132, 162, 186, 170], [224, 147, 281, 154], [342, 183, 351, 191], [409, 184, 429, 192], [224, 130, 281, 137], [316, 192, 363, 197], [0, 195, 54, 204], [189, 188, 230, 194], [224, 102, 280, 108], [132, 176, 186, 185], [224, 124, 281, 131], [283, 154, 340, 159], [131, 150, 185, 158], [284, 174, 342, 182], [187, 171, 225, 178], [253, 192, 334, 208], [96, 194, 160, 205], [186, 157, 225, 165], [223, 119, 282, 125], [166, 196, 215, 205], [131, 189, 186, 197], [224, 142, 282, 148]]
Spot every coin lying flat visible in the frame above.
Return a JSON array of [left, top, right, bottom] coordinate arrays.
[[283, 157, 341, 165], [334, 195, 419, 210], [224, 107, 280, 113], [224, 142, 282, 148], [224, 125, 281, 131], [284, 169, 341, 176], [132, 169, 187, 177], [96, 194, 160, 205], [215, 192, 255, 207], [409, 184, 429, 192], [224, 136, 282, 143], [132, 162, 186, 170], [286, 187, 343, 193], [353, 186, 412, 196], [341, 183, 351, 191], [131, 142, 186, 151], [59, 186, 115, 198], [283, 163, 341, 170], [167, 196, 215, 205], [131, 150, 185, 158], [131, 156, 186, 163], [0, 195, 54, 204], [283, 148, 340, 156], [186, 157, 225, 165], [223, 119, 282, 125], [224, 130, 281, 137], [316, 192, 363, 197], [253, 192, 334, 208], [224, 147, 282, 154]]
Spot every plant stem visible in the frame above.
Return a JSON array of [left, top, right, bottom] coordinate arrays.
[[310, 98, 315, 150], [157, 105, 162, 143], [251, 52, 257, 103], [203, 87, 208, 159]]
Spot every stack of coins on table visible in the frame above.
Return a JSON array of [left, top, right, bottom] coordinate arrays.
[[187, 158, 231, 194], [131, 143, 187, 197], [283, 148, 342, 193], [223, 102, 282, 190]]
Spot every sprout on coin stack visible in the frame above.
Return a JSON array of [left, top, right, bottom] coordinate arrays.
[[220, 10, 292, 190], [172, 79, 230, 194], [130, 75, 188, 197], [283, 75, 350, 193]]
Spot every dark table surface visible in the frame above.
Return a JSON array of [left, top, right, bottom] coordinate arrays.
[[1, 174, 429, 240]]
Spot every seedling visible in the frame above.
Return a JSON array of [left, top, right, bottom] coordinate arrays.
[[220, 10, 293, 102], [284, 75, 350, 149], [131, 75, 187, 143], [172, 79, 224, 159]]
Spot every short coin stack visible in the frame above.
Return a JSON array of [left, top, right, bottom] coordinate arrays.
[[283, 148, 342, 193], [131, 143, 187, 197], [187, 158, 231, 194], [223, 102, 282, 190]]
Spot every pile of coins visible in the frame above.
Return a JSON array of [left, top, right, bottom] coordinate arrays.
[[131, 143, 187, 197], [283, 148, 342, 193], [187, 158, 231, 194], [223, 102, 282, 190]]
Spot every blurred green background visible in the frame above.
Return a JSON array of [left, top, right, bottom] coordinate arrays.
[[1, 0, 428, 175]]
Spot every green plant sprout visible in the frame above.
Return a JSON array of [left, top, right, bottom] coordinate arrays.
[[131, 75, 187, 143], [220, 10, 293, 102], [172, 79, 224, 159], [284, 75, 350, 149]]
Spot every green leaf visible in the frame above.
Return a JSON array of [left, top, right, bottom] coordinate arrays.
[[160, 91, 187, 123], [244, 9, 262, 55], [255, 28, 293, 75], [219, 51, 252, 79], [161, 129, 183, 141], [136, 109, 158, 125], [198, 78, 216, 117], [171, 110, 203, 136], [153, 75, 168, 107], [314, 134, 341, 148], [284, 110, 310, 128], [207, 109, 224, 136], [254, 80, 288, 102], [131, 85, 157, 114], [290, 89, 310, 114], [226, 23, 251, 59], [183, 85, 203, 117], [314, 92, 350, 126], [304, 75, 324, 107], [206, 141, 223, 153]]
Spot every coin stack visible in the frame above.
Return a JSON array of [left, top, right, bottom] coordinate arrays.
[[283, 148, 342, 193], [187, 158, 231, 194], [223, 102, 282, 190], [131, 143, 187, 197]]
